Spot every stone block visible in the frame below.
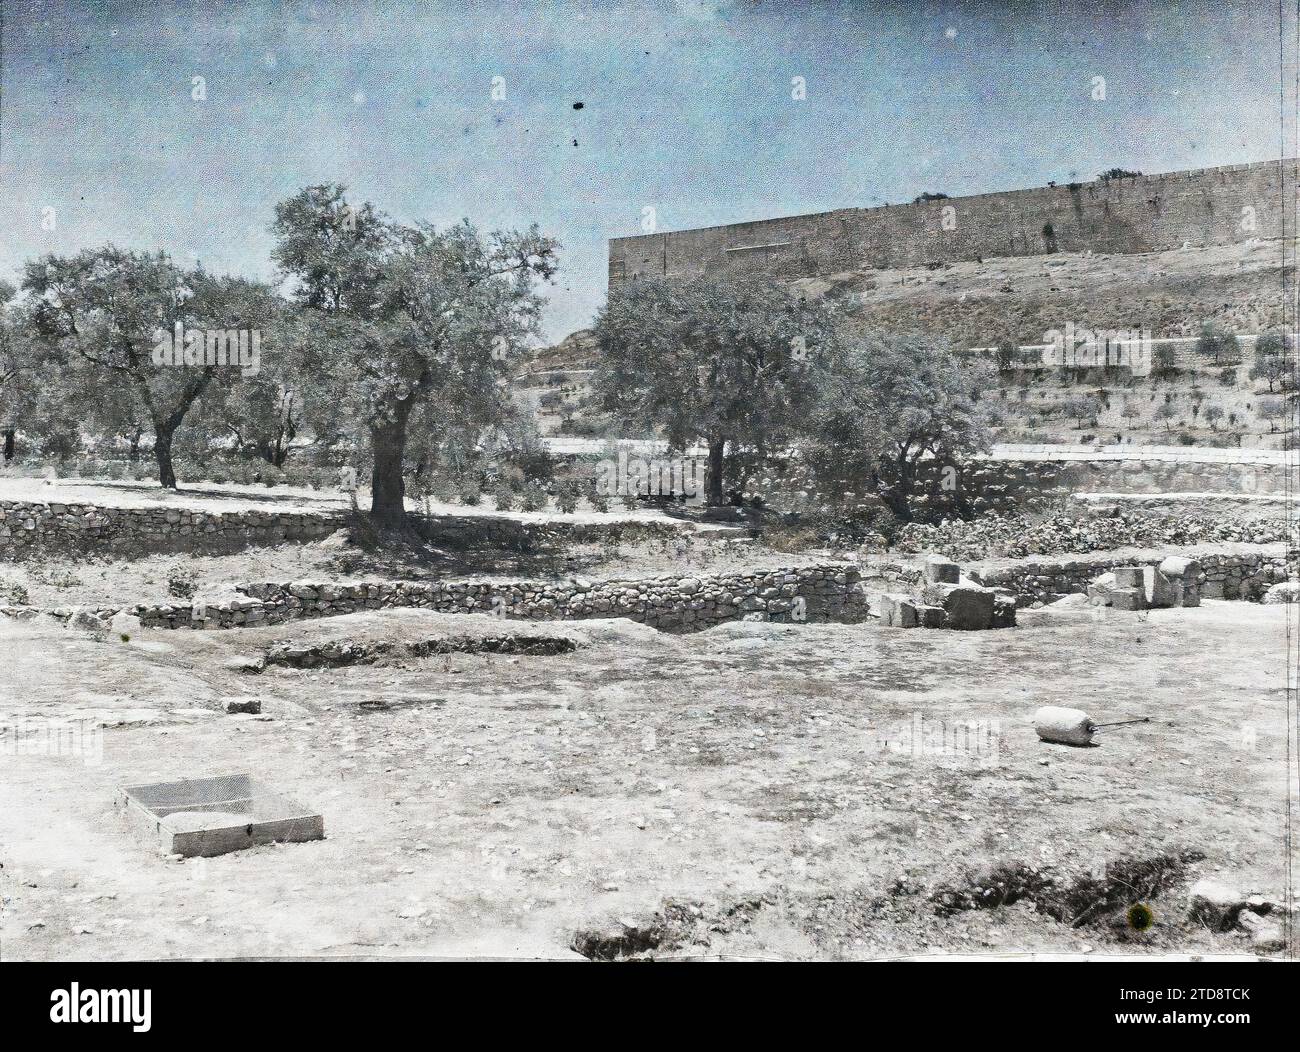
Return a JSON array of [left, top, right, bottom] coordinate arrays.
[[992, 595, 1017, 628], [935, 583, 996, 630], [1086, 571, 1116, 605], [1140, 566, 1177, 609], [1110, 587, 1145, 611], [1113, 566, 1145, 590], [923, 555, 959, 585], [1159, 556, 1202, 607], [878, 592, 918, 628], [916, 604, 946, 628]]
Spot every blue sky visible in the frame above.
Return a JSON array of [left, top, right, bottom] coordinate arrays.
[[0, 0, 1288, 340]]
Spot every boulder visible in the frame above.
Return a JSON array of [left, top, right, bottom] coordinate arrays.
[[67, 609, 109, 634], [223, 697, 262, 714], [924, 582, 996, 630], [1238, 910, 1286, 953], [1263, 581, 1300, 605], [109, 610, 142, 639], [1087, 571, 1117, 605]]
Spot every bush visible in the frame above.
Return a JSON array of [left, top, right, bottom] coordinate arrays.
[[553, 481, 579, 512], [492, 485, 517, 512], [165, 563, 199, 600], [458, 480, 482, 506], [521, 483, 549, 512], [0, 579, 29, 605], [588, 487, 610, 514]]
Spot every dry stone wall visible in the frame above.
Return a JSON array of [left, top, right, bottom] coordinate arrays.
[[18, 563, 866, 633], [863, 548, 1290, 605], [0, 499, 342, 559], [0, 499, 685, 560]]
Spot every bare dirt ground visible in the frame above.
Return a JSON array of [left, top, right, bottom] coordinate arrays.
[[2, 598, 1293, 961]]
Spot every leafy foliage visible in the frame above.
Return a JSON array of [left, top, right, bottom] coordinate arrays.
[[801, 333, 997, 520]]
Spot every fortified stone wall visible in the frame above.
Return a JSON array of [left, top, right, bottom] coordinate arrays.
[[610, 160, 1296, 284]]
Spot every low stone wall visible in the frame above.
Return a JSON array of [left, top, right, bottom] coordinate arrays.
[[0, 499, 346, 559], [947, 456, 1289, 515], [0, 498, 688, 560], [413, 513, 684, 550], [20, 563, 866, 633], [862, 548, 1291, 605]]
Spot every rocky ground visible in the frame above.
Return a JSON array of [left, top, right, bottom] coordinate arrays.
[[1, 597, 1294, 961]]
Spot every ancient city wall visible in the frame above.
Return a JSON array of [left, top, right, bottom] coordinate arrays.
[[610, 160, 1297, 283]]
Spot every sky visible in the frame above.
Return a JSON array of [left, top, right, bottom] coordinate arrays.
[[0, 0, 1291, 341]]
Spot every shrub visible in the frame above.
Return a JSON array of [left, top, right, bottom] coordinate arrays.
[[492, 485, 517, 512], [555, 480, 580, 514], [0, 579, 29, 605], [165, 563, 199, 600], [521, 483, 549, 512], [458, 480, 482, 506]]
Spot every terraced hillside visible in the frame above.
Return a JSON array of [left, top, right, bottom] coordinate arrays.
[[520, 239, 1294, 448]]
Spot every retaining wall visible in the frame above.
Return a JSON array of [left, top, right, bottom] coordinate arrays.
[[863, 548, 1291, 604], [23, 563, 866, 633], [0, 499, 686, 560]]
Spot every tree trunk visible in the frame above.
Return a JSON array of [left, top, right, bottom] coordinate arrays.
[[154, 426, 178, 489], [705, 435, 726, 507], [370, 401, 413, 528], [129, 428, 143, 461], [2, 428, 14, 462]]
